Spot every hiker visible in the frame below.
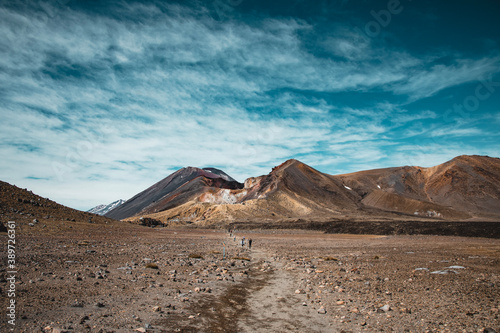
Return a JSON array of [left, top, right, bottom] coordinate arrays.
[[241, 238, 245, 247], [248, 239, 252, 249]]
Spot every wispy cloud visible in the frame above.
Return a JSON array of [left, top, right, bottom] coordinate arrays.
[[391, 57, 500, 100], [1, 1, 499, 209]]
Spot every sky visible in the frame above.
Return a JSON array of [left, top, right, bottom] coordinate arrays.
[[1, 0, 499, 210]]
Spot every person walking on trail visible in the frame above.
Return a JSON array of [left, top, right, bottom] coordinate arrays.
[[248, 239, 252, 249], [241, 238, 245, 247]]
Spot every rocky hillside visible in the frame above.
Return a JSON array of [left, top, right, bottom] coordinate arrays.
[[112, 155, 500, 224], [339, 155, 500, 219], [0, 180, 117, 231], [106, 167, 243, 220]]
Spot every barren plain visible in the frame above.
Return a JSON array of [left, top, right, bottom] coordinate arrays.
[[1, 221, 499, 333]]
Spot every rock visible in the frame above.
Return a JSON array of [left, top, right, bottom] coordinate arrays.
[[70, 300, 84, 307], [336, 300, 345, 305], [318, 306, 327, 314], [152, 306, 161, 312], [295, 289, 305, 294], [144, 323, 152, 329], [378, 304, 390, 313], [134, 328, 146, 333], [54, 329, 68, 333], [117, 266, 132, 270], [482, 329, 497, 333], [431, 270, 449, 274]]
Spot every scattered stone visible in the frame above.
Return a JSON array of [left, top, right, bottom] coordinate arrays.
[[8, 221, 500, 333], [431, 270, 449, 274], [378, 304, 390, 313], [70, 300, 84, 308], [52, 328, 67, 333], [117, 266, 132, 270]]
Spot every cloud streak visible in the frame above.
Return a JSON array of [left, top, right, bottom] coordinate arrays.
[[1, 1, 499, 209]]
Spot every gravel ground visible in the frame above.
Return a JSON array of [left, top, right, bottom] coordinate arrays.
[[1, 224, 499, 333]]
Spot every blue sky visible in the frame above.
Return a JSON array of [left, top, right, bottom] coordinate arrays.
[[1, 0, 499, 210]]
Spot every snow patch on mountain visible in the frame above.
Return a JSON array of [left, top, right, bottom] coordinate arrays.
[[88, 199, 125, 215]]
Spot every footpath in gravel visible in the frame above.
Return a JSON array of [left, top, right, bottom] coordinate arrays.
[[237, 248, 335, 333], [164, 233, 336, 332]]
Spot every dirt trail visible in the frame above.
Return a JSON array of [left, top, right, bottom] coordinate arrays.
[[237, 248, 335, 332], [168, 236, 336, 332]]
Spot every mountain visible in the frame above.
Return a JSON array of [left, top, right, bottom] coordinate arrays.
[[110, 155, 500, 224], [105, 167, 243, 220], [0, 180, 117, 231], [338, 155, 500, 219], [88, 199, 125, 215]]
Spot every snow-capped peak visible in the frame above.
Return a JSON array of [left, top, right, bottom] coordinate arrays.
[[88, 199, 125, 215]]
